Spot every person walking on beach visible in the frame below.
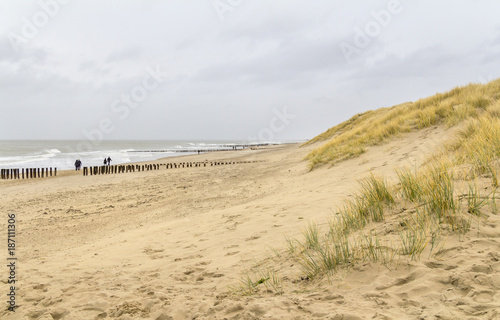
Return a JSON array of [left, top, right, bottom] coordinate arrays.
[[107, 156, 112, 166], [103, 158, 107, 166], [74, 159, 82, 171]]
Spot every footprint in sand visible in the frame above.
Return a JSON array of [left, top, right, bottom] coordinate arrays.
[[321, 294, 345, 304], [50, 308, 69, 320], [225, 304, 244, 314], [184, 269, 196, 275], [470, 264, 493, 274], [175, 254, 203, 262], [143, 248, 167, 260], [24, 292, 45, 306], [32, 283, 49, 292], [109, 301, 147, 318], [424, 261, 458, 270], [376, 271, 420, 290], [61, 285, 77, 294], [202, 271, 225, 278], [473, 290, 496, 302], [224, 214, 242, 222], [225, 251, 239, 256], [27, 310, 46, 319], [246, 235, 260, 241], [226, 222, 240, 230]]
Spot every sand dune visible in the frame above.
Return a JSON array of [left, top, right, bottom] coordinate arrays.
[[1, 125, 499, 319]]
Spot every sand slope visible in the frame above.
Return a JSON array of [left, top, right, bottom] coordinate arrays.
[[1, 125, 499, 319]]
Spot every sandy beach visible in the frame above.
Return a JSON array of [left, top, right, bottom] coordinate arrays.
[[1, 123, 498, 320], [2, 0, 499, 318]]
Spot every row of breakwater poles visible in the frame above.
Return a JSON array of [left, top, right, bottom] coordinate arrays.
[[84, 160, 260, 176], [1, 161, 262, 179], [83, 164, 161, 176], [1, 167, 57, 180], [158, 160, 257, 169], [164, 160, 256, 168]]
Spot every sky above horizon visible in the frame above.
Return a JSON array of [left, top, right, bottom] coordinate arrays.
[[1, 0, 499, 142]]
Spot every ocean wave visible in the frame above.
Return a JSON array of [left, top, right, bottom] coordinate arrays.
[[45, 149, 62, 154], [0, 140, 282, 170]]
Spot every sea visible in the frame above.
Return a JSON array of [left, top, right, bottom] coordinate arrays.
[[0, 140, 295, 171]]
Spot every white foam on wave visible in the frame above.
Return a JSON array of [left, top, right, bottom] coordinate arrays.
[[1, 140, 279, 170], [45, 149, 62, 154]]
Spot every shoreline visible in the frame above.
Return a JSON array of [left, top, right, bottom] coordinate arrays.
[[0, 143, 300, 180]]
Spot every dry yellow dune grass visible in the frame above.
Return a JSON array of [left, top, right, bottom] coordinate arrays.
[[305, 79, 500, 170]]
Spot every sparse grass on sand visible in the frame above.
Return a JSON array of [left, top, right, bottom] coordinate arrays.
[[246, 156, 496, 292], [232, 79, 500, 294]]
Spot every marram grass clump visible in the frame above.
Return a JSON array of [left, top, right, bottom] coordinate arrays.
[[338, 174, 394, 232], [450, 114, 500, 183]]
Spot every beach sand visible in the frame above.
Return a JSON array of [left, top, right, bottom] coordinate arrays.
[[1, 125, 499, 319]]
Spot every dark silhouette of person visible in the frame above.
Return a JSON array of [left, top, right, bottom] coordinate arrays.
[[107, 156, 112, 166], [75, 159, 82, 171], [104, 158, 107, 165]]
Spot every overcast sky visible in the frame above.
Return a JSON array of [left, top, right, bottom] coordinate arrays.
[[0, 0, 499, 141]]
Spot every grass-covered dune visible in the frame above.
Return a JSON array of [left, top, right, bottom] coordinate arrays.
[[305, 79, 500, 170], [292, 79, 500, 278]]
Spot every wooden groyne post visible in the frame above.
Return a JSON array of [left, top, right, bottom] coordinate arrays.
[[1, 167, 57, 180]]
